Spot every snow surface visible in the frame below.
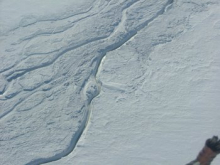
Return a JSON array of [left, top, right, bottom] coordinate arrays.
[[0, 0, 220, 165]]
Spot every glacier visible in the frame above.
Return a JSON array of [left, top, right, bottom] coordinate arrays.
[[0, 0, 220, 165]]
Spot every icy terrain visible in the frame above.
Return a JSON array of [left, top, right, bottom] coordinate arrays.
[[0, 0, 220, 165]]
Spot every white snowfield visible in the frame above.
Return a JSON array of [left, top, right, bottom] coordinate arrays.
[[0, 0, 220, 164]]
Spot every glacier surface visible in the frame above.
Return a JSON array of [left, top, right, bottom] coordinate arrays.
[[0, 0, 220, 164]]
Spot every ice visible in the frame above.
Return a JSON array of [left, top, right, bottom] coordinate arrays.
[[0, 74, 7, 94], [0, 0, 220, 165]]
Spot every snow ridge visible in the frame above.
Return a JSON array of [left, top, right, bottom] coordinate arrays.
[[1, 0, 220, 165], [0, 1, 181, 164], [18, 1, 175, 165], [27, 0, 173, 165]]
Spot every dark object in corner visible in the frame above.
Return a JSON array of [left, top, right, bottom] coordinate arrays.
[[206, 136, 220, 153], [187, 136, 220, 165]]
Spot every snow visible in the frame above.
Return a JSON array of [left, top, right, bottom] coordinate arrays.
[[0, 0, 220, 165]]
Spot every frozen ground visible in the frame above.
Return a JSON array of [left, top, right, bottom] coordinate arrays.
[[0, 0, 220, 165]]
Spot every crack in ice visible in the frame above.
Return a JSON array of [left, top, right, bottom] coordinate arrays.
[[21, 1, 174, 164]]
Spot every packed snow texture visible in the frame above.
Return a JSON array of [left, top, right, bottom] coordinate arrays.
[[0, 0, 220, 165]]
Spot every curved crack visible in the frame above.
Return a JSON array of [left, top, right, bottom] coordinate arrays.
[[24, 0, 174, 164], [4, 0, 141, 83]]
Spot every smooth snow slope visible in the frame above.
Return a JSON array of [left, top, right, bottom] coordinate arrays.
[[0, 0, 220, 165]]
